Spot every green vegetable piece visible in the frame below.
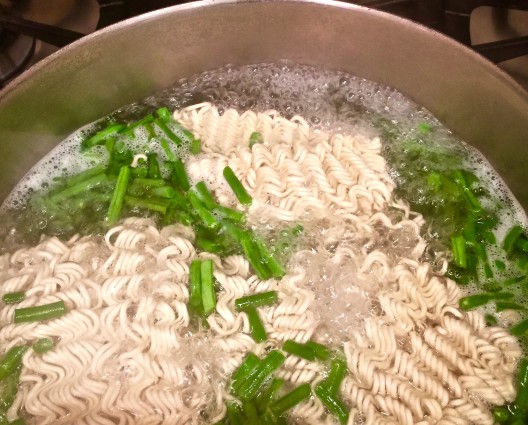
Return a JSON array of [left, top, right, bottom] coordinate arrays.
[[160, 138, 177, 161], [214, 205, 245, 222], [125, 114, 155, 136], [107, 166, 130, 225], [223, 166, 252, 206], [504, 275, 527, 286], [188, 260, 203, 313], [0, 346, 28, 380], [33, 338, 54, 354], [511, 318, 528, 337], [235, 291, 278, 311], [245, 306, 267, 343], [147, 153, 162, 179], [200, 259, 216, 316], [324, 359, 348, 396], [154, 118, 182, 145], [417, 122, 431, 134], [249, 132, 264, 148], [269, 383, 311, 416], [314, 384, 349, 425], [492, 406, 510, 423], [484, 314, 498, 326], [504, 225, 524, 254], [255, 238, 285, 279], [242, 400, 259, 423], [226, 403, 244, 425], [496, 301, 525, 312], [232, 353, 261, 390], [81, 123, 126, 151], [515, 238, 528, 253], [191, 139, 202, 155], [187, 191, 219, 229], [156, 107, 173, 123], [459, 294, 491, 311], [49, 173, 109, 203], [2, 292, 25, 305], [450, 234, 467, 269], [64, 165, 106, 187], [124, 196, 168, 214], [495, 260, 506, 271], [305, 341, 331, 361], [150, 186, 176, 199], [195, 181, 218, 210], [255, 377, 285, 412], [239, 232, 271, 280], [170, 159, 190, 191], [0, 365, 21, 411], [235, 350, 286, 401], [14, 300, 67, 324], [283, 340, 317, 361]]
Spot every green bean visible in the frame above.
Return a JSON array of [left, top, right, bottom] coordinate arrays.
[[64, 165, 106, 187], [49, 173, 109, 203], [249, 132, 264, 148], [0, 346, 28, 380], [515, 238, 528, 253], [314, 384, 349, 425], [504, 225, 524, 254], [195, 181, 218, 210], [235, 291, 278, 311], [191, 139, 202, 154], [269, 383, 311, 416], [239, 233, 271, 280], [106, 166, 130, 225], [0, 365, 21, 411], [2, 292, 25, 305], [170, 159, 190, 191], [242, 400, 259, 423], [511, 318, 528, 337], [160, 138, 177, 161], [450, 234, 467, 269], [223, 166, 252, 205], [14, 301, 66, 324], [324, 359, 348, 396], [189, 260, 203, 313], [305, 341, 331, 361], [459, 294, 491, 311], [492, 406, 510, 423], [245, 307, 267, 343], [496, 301, 525, 312], [214, 205, 245, 222], [81, 123, 127, 150], [187, 191, 219, 229], [150, 186, 176, 199], [231, 353, 260, 392], [156, 107, 172, 123], [125, 114, 154, 135], [154, 118, 182, 145], [226, 403, 244, 425], [124, 196, 168, 214], [200, 259, 216, 316], [255, 238, 285, 279], [283, 340, 317, 361], [235, 351, 286, 401], [255, 377, 285, 412], [33, 338, 54, 354]]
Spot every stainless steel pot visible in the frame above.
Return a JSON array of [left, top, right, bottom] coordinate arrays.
[[1, 0, 527, 212]]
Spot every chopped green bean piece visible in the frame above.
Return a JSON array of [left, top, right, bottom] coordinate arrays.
[[195, 181, 218, 210], [495, 259, 506, 271], [160, 138, 177, 161], [191, 139, 202, 154], [504, 225, 524, 254], [187, 191, 219, 229], [245, 306, 267, 343], [2, 292, 25, 305], [511, 318, 528, 336], [459, 294, 491, 311], [125, 114, 154, 135], [283, 340, 317, 361], [314, 384, 349, 424], [214, 205, 245, 222], [450, 234, 467, 269], [150, 186, 176, 199], [170, 159, 190, 191], [239, 233, 271, 280], [156, 107, 173, 123], [235, 291, 278, 311], [0, 346, 28, 380], [124, 196, 168, 214], [49, 173, 109, 203], [200, 259, 216, 316], [81, 123, 126, 151], [0, 365, 21, 411], [235, 350, 286, 400], [14, 300, 67, 324], [324, 359, 348, 395], [154, 118, 182, 145], [305, 341, 331, 361], [189, 260, 203, 313], [65, 165, 106, 187], [255, 377, 285, 412], [249, 132, 264, 148], [255, 237, 285, 279], [484, 314, 498, 326], [223, 166, 252, 206], [33, 338, 54, 354], [226, 403, 244, 425], [107, 166, 130, 225], [515, 238, 528, 253], [492, 406, 510, 423], [269, 383, 311, 416], [147, 153, 161, 179], [496, 301, 525, 312], [231, 353, 261, 391], [242, 400, 259, 423]]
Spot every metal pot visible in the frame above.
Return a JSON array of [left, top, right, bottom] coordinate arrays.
[[0, 0, 527, 212]]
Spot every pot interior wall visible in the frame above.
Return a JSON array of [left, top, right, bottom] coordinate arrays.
[[0, 0, 527, 211]]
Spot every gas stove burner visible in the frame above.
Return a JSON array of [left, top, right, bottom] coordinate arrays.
[[0, 25, 34, 86]]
